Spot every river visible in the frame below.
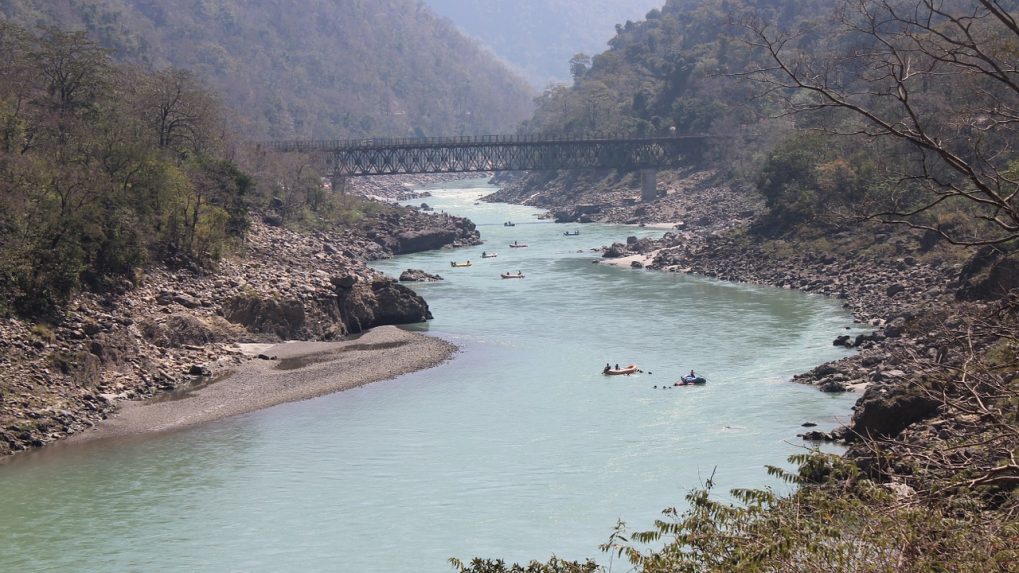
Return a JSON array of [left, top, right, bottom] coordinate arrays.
[[0, 181, 865, 572]]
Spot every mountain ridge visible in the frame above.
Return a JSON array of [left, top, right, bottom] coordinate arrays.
[[0, 0, 535, 138]]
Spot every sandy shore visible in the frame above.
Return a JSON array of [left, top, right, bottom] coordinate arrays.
[[599, 249, 662, 268], [69, 326, 456, 443]]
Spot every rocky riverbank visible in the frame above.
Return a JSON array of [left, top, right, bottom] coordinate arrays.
[[488, 168, 762, 232], [0, 200, 480, 457]]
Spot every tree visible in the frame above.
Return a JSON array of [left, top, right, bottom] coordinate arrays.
[[30, 26, 110, 126], [137, 68, 221, 159], [742, 0, 1019, 246], [569, 53, 591, 82]]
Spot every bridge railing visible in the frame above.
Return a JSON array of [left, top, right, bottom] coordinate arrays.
[[260, 133, 710, 153]]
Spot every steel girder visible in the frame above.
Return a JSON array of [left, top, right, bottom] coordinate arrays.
[[263, 135, 706, 176]]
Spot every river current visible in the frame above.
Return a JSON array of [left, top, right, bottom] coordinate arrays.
[[0, 181, 864, 572]]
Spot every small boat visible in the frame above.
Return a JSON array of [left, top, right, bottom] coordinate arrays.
[[509, 243, 528, 248], [450, 261, 472, 268], [675, 374, 707, 386], [482, 252, 498, 258], [501, 272, 525, 279], [603, 364, 639, 376], [563, 230, 580, 236], [504, 221, 515, 227]]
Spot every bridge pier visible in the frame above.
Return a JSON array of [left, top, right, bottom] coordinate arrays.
[[331, 174, 348, 194], [640, 169, 658, 202]]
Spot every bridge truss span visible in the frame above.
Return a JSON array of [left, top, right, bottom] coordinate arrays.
[[264, 134, 707, 176]]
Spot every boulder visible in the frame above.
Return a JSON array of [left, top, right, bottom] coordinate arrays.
[[883, 318, 906, 338], [394, 228, 459, 254], [399, 269, 443, 282], [849, 384, 940, 439], [188, 365, 212, 377], [172, 294, 202, 309], [336, 279, 432, 334], [603, 243, 628, 258], [886, 284, 906, 297], [819, 380, 847, 393], [812, 363, 839, 377], [956, 247, 1019, 300]]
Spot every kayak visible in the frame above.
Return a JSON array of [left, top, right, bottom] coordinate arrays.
[[501, 272, 525, 279]]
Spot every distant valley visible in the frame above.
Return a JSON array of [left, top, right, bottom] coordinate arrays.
[[424, 0, 664, 86]]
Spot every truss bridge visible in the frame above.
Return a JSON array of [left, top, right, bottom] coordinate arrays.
[[263, 134, 709, 200]]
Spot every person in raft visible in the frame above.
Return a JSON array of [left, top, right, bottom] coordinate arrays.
[[604, 363, 611, 373]]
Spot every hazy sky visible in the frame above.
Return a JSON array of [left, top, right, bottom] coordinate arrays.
[[424, 0, 665, 86]]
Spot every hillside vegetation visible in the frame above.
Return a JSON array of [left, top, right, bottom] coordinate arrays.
[[0, 22, 438, 317], [520, 0, 1018, 245], [424, 0, 663, 86], [0, 0, 534, 138], [0, 23, 249, 315]]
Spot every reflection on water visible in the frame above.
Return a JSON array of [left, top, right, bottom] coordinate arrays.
[[0, 180, 866, 573]]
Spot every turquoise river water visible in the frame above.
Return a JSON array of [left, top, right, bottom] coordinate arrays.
[[0, 181, 866, 572]]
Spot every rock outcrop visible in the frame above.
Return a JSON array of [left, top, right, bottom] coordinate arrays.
[[955, 247, 1019, 301], [847, 383, 941, 439], [336, 280, 432, 334], [400, 269, 443, 282]]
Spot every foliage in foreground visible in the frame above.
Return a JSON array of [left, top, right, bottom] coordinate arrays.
[[452, 453, 1017, 573]]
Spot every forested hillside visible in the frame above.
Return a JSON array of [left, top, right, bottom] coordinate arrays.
[[521, 0, 829, 138], [424, 0, 663, 86], [520, 0, 1018, 244], [0, 0, 534, 138]]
